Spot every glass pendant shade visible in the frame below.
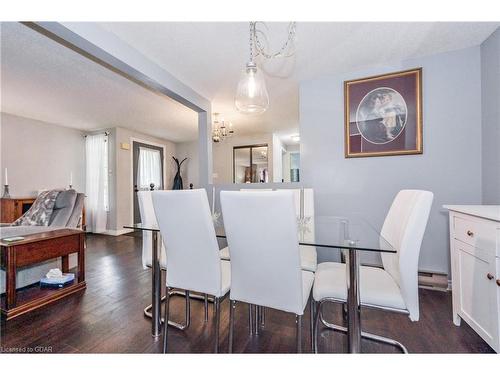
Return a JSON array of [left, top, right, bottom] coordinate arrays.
[[235, 62, 269, 114]]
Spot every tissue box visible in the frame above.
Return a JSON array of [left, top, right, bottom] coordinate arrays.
[[40, 273, 75, 288]]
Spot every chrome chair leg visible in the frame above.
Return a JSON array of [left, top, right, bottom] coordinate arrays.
[[317, 299, 409, 354], [145, 288, 194, 330], [261, 306, 266, 327], [228, 300, 236, 353], [255, 305, 260, 335], [214, 297, 221, 353], [296, 314, 302, 353], [313, 299, 325, 353], [204, 294, 209, 322], [248, 304, 254, 335], [162, 288, 171, 353], [310, 299, 315, 353]]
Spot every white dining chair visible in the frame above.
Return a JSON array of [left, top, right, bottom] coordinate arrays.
[[312, 190, 433, 353], [221, 188, 317, 273], [218, 188, 272, 261], [139, 190, 229, 323], [152, 189, 231, 353], [220, 190, 314, 353]]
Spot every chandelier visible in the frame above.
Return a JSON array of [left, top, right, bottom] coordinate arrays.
[[212, 113, 234, 143], [235, 22, 297, 115]]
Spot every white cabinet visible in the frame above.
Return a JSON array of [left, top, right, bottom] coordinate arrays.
[[445, 205, 500, 353]]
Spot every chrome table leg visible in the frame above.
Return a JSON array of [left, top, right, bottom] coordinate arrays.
[[151, 231, 162, 338], [347, 248, 361, 353], [162, 287, 171, 353], [296, 314, 303, 353], [228, 300, 236, 353]]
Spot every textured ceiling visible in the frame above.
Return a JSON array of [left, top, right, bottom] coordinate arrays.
[[1, 22, 498, 145], [0, 22, 199, 142]]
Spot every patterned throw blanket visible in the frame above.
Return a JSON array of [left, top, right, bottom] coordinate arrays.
[[12, 190, 61, 226]]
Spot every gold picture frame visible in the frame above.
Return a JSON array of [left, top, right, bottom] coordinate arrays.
[[344, 68, 423, 158]]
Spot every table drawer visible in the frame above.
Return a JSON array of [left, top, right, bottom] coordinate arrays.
[[453, 214, 499, 255]]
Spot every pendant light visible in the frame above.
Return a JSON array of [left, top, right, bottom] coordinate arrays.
[[235, 22, 269, 115]]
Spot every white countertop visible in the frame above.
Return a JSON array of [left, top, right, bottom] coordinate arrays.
[[443, 205, 500, 222]]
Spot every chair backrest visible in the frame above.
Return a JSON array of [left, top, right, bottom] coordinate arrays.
[[49, 189, 77, 227], [137, 191, 166, 269], [220, 190, 305, 315], [152, 189, 223, 296], [276, 188, 314, 217], [380, 190, 433, 321], [239, 188, 273, 191], [67, 193, 85, 228]]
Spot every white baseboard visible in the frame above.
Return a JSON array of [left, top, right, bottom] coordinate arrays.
[[99, 228, 134, 236]]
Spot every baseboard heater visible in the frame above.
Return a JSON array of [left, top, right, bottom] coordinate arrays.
[[418, 271, 449, 291]]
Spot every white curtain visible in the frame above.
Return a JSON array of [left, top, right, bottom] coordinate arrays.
[[137, 147, 162, 190], [85, 133, 109, 233]]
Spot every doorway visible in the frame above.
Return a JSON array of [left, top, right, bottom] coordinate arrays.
[[132, 141, 165, 223]]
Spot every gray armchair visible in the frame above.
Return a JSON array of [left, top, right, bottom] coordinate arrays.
[[48, 189, 85, 229]]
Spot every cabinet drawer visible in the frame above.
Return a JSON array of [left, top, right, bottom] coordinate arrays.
[[453, 214, 499, 255]]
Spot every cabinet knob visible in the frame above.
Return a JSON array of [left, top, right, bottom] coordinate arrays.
[[497, 279, 500, 287], [487, 273, 494, 280], [466, 230, 474, 237]]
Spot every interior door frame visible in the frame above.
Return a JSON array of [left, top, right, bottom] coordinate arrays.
[[233, 143, 268, 183], [130, 137, 167, 225]]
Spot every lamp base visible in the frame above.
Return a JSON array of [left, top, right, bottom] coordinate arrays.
[[2, 184, 11, 198]]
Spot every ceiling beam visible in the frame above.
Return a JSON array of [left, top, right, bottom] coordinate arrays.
[[23, 21, 212, 186]]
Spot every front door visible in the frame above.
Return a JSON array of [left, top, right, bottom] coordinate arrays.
[[133, 141, 164, 223]]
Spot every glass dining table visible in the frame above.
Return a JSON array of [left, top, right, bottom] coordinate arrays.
[[125, 214, 396, 353]]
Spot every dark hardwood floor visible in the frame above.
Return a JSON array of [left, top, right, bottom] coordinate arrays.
[[0, 233, 494, 354]]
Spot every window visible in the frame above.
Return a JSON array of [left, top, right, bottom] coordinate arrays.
[[137, 147, 163, 190], [85, 133, 109, 233]]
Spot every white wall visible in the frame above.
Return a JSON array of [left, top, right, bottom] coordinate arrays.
[[212, 133, 274, 184], [300, 46, 483, 275], [175, 140, 199, 188], [481, 28, 500, 204], [0, 112, 85, 196]]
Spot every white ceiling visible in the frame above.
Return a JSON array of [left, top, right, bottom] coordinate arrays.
[[1, 22, 498, 145], [0, 22, 198, 142], [99, 22, 499, 142]]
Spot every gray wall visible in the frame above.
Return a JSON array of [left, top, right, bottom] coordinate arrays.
[[481, 28, 500, 204], [299, 46, 483, 275], [0, 112, 85, 196], [175, 140, 199, 189]]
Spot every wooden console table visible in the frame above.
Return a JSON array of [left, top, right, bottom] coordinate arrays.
[[0, 197, 36, 223], [0, 229, 86, 320]]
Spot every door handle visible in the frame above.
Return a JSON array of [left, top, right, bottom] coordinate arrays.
[[487, 273, 494, 280], [134, 184, 139, 193]]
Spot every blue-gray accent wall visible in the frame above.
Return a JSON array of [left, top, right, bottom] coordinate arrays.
[[481, 27, 500, 204], [299, 46, 483, 275]]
